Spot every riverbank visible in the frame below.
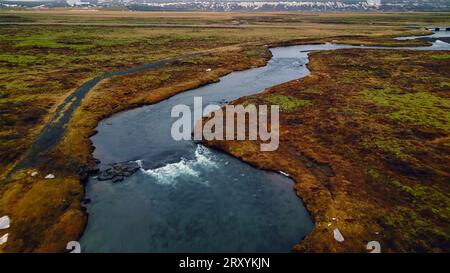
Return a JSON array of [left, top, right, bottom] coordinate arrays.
[[203, 49, 450, 252]]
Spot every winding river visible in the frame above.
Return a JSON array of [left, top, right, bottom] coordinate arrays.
[[80, 32, 450, 253]]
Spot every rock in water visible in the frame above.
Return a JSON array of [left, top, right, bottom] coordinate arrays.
[[333, 228, 345, 242], [96, 161, 140, 182], [112, 176, 124, 183], [120, 161, 140, 173], [97, 171, 114, 181], [0, 216, 10, 229]]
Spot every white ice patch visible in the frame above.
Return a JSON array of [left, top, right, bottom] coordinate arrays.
[[0, 216, 10, 229], [0, 233, 8, 245], [45, 174, 55, 179], [333, 228, 345, 242], [140, 145, 217, 185]]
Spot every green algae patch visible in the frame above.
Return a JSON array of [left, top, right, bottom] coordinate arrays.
[[265, 95, 311, 112], [362, 88, 450, 130]]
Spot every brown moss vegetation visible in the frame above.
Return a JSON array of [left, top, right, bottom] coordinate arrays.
[[203, 49, 450, 252], [0, 171, 85, 252]]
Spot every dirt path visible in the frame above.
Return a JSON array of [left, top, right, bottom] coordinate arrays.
[[11, 43, 251, 172], [13, 52, 204, 171]]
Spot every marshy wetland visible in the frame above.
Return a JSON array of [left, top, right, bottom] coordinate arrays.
[[0, 10, 449, 253]]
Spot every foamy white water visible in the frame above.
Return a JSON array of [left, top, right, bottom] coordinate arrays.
[[139, 145, 217, 186]]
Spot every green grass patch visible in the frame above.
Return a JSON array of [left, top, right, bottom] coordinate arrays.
[[265, 95, 311, 112], [361, 136, 410, 160], [342, 106, 368, 116], [431, 54, 450, 60], [13, 31, 134, 50], [241, 99, 255, 108], [381, 206, 450, 248], [334, 55, 346, 62], [0, 54, 39, 65], [382, 178, 450, 240], [243, 49, 258, 57], [362, 88, 450, 130], [366, 167, 381, 179]]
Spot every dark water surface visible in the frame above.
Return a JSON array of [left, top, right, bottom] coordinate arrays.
[[80, 40, 450, 253]]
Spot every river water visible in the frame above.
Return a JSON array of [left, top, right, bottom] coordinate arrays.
[[80, 38, 450, 253]]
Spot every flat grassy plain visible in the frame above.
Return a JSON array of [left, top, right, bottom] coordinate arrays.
[[0, 10, 449, 252], [3, 10, 450, 27]]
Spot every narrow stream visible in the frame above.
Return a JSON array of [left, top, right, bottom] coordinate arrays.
[[80, 38, 450, 253]]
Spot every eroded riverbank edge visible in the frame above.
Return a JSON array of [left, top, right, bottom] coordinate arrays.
[[0, 34, 435, 252]]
